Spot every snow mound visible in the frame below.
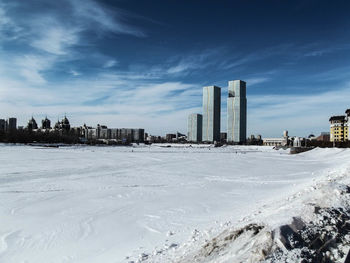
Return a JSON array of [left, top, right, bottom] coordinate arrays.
[[142, 152, 350, 263]]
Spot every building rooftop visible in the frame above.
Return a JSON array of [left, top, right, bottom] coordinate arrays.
[[329, 115, 346, 122]]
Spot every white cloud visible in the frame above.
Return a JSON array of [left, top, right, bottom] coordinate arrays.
[[166, 49, 221, 75], [103, 60, 118, 68], [31, 24, 80, 55], [67, 0, 145, 37], [12, 54, 56, 84], [244, 77, 269, 86], [69, 70, 81, 76], [247, 84, 350, 137]]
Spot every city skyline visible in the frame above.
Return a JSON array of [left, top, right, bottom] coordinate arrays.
[[0, 1, 350, 137]]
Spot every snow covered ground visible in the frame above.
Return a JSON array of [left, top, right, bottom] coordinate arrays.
[[0, 144, 349, 262]]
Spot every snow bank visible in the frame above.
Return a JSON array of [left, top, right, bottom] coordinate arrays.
[[143, 148, 350, 263]]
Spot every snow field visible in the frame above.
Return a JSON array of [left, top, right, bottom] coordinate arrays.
[[0, 145, 349, 262]]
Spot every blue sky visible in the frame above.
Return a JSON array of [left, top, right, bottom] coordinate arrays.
[[0, 0, 350, 137]]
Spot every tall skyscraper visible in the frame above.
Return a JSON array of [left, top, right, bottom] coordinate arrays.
[[227, 80, 247, 143], [202, 86, 221, 142], [188, 113, 202, 142]]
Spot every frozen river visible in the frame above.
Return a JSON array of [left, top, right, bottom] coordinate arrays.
[[0, 144, 347, 262]]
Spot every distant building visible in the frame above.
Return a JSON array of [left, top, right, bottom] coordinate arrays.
[[220, 132, 227, 142], [27, 117, 38, 130], [83, 125, 97, 140], [227, 80, 247, 143], [121, 128, 133, 142], [97, 125, 109, 139], [7, 118, 17, 131], [263, 130, 310, 147], [41, 117, 51, 130], [202, 86, 221, 142], [0, 119, 6, 132], [109, 128, 120, 141], [133, 129, 145, 142], [54, 116, 71, 132], [263, 130, 289, 146], [83, 125, 144, 142], [263, 137, 288, 147], [247, 134, 263, 145], [329, 115, 347, 142], [187, 113, 202, 142], [61, 116, 71, 132], [346, 109, 350, 141], [166, 133, 176, 142], [146, 135, 158, 143], [316, 132, 330, 142], [176, 131, 186, 139]]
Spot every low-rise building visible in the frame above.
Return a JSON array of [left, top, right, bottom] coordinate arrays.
[[263, 130, 289, 146], [220, 132, 227, 142], [263, 137, 288, 146], [83, 125, 144, 142], [316, 132, 330, 142], [166, 133, 176, 142]]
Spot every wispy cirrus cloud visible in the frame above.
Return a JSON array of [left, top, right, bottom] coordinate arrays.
[[0, 0, 146, 72], [103, 60, 118, 68], [68, 0, 145, 37], [30, 23, 80, 55], [0, 0, 147, 88], [247, 82, 350, 137], [244, 77, 270, 86]]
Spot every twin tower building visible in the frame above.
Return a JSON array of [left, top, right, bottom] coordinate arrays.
[[188, 80, 247, 143]]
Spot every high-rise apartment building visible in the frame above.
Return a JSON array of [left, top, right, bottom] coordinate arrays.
[[329, 109, 350, 142], [202, 86, 221, 142], [187, 113, 202, 142], [329, 116, 346, 142], [347, 109, 350, 141], [227, 80, 247, 143]]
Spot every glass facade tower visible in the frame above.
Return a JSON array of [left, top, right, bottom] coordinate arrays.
[[227, 80, 247, 143], [202, 86, 221, 142], [187, 113, 202, 142]]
